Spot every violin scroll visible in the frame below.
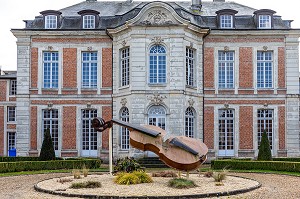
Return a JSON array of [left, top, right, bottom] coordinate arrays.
[[92, 117, 113, 132]]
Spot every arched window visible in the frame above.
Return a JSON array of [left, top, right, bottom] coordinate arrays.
[[148, 106, 166, 130], [185, 107, 195, 138], [149, 45, 166, 84], [120, 107, 129, 150]]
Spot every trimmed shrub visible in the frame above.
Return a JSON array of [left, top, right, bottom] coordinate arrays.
[[39, 129, 56, 161], [114, 171, 153, 185], [168, 178, 197, 189], [257, 130, 272, 161], [132, 171, 153, 183]]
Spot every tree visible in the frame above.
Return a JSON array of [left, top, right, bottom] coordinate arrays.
[[257, 130, 272, 161], [39, 128, 56, 161]]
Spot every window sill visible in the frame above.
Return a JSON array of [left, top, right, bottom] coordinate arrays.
[[148, 83, 167, 87], [186, 85, 197, 89], [7, 121, 17, 124], [119, 85, 130, 90]]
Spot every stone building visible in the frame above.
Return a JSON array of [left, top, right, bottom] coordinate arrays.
[[6, 0, 300, 160]]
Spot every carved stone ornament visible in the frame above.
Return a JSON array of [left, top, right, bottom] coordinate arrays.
[[139, 9, 174, 25], [263, 103, 268, 108], [87, 46, 93, 51], [120, 98, 127, 107], [224, 103, 229, 109], [47, 46, 53, 51], [147, 92, 167, 105], [121, 40, 127, 47], [151, 36, 164, 45], [263, 46, 268, 52], [224, 46, 229, 52], [188, 98, 195, 107]]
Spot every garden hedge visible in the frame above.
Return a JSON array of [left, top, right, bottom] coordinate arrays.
[[211, 159, 300, 172], [0, 157, 63, 162], [0, 159, 101, 173]]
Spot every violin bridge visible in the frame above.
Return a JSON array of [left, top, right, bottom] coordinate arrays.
[[162, 133, 171, 142]]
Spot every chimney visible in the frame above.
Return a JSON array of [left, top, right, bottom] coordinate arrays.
[[213, 0, 225, 2], [191, 0, 202, 11]]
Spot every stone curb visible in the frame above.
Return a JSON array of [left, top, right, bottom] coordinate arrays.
[[34, 175, 261, 199]]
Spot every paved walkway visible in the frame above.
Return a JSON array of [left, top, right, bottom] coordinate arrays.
[[0, 172, 299, 198]]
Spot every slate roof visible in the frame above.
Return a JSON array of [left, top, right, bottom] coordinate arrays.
[[23, 0, 292, 30]]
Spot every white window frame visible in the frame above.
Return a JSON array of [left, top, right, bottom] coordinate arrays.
[[83, 15, 95, 29], [7, 132, 16, 152], [43, 51, 59, 89], [10, 80, 17, 96], [81, 109, 98, 156], [185, 107, 195, 138], [218, 109, 235, 156], [42, 109, 59, 151], [258, 15, 271, 29], [45, 15, 57, 29], [257, 51, 273, 88], [120, 47, 130, 87], [257, 109, 274, 149], [218, 51, 234, 89], [186, 48, 195, 87], [81, 52, 98, 88], [149, 45, 167, 84], [120, 107, 130, 150], [148, 106, 166, 130], [7, 106, 16, 122], [220, 15, 233, 28]]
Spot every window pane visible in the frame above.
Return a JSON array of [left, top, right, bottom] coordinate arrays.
[[186, 48, 195, 86], [120, 48, 130, 87], [218, 51, 234, 89], [149, 45, 166, 84], [82, 52, 98, 88], [257, 51, 273, 88], [43, 52, 59, 88]]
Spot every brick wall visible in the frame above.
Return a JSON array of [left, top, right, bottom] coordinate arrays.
[[204, 47, 214, 89], [0, 80, 7, 101], [278, 47, 286, 89], [102, 48, 112, 88], [102, 106, 112, 150], [239, 106, 253, 149], [63, 106, 77, 149], [30, 106, 37, 150], [63, 48, 77, 88], [31, 48, 38, 88], [204, 106, 214, 149], [239, 47, 253, 88], [279, 106, 286, 150], [0, 107, 4, 155]]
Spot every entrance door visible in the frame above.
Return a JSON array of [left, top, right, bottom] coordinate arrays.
[[218, 109, 234, 157], [81, 109, 98, 157], [7, 132, 16, 156]]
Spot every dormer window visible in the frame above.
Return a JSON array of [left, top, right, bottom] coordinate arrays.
[[254, 9, 276, 29], [40, 10, 62, 29], [216, 9, 238, 29], [78, 10, 100, 29]]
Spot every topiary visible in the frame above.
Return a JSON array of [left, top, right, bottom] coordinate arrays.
[[39, 128, 56, 161], [257, 130, 272, 161]]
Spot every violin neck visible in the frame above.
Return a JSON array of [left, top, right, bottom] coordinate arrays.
[[111, 119, 160, 137]]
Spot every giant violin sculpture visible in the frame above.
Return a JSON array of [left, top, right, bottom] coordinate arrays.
[[92, 117, 208, 171]]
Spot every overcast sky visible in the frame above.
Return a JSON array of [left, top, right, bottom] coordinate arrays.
[[0, 0, 299, 71]]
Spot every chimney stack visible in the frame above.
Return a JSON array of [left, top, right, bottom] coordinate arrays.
[[191, 0, 202, 11]]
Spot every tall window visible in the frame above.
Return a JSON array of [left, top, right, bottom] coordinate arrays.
[[220, 15, 233, 28], [10, 80, 17, 95], [121, 48, 130, 87], [43, 52, 58, 88], [82, 109, 98, 151], [186, 48, 195, 86], [257, 109, 273, 149], [83, 15, 95, 29], [45, 15, 57, 29], [82, 52, 97, 88], [43, 109, 59, 150], [218, 109, 234, 153], [258, 15, 271, 29], [7, 107, 16, 122], [120, 107, 129, 150], [149, 45, 166, 84], [257, 51, 273, 88], [185, 107, 195, 138], [218, 51, 234, 89], [148, 106, 166, 130], [7, 132, 16, 151]]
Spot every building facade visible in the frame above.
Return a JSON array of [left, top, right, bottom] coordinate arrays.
[[6, 0, 300, 160]]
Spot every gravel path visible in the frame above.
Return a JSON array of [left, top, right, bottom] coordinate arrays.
[[0, 172, 299, 199]]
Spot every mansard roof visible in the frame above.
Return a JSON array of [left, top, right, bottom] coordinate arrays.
[[22, 0, 292, 30]]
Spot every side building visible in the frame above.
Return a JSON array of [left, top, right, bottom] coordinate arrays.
[[9, 0, 300, 160]]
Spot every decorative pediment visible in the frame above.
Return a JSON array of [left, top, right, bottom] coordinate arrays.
[[138, 9, 176, 26]]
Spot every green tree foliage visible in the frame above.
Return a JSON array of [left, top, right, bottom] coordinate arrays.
[[39, 128, 56, 161], [257, 130, 272, 161]]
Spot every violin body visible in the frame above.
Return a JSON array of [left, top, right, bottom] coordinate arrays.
[[130, 125, 208, 171]]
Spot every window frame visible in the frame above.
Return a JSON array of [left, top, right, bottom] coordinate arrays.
[[148, 106, 166, 130], [257, 51, 273, 89], [218, 109, 235, 152], [220, 14, 233, 28], [44, 15, 57, 29], [10, 80, 17, 96], [258, 15, 271, 29], [42, 109, 59, 151], [83, 15, 96, 29], [120, 47, 130, 87], [186, 48, 195, 87], [120, 107, 130, 150], [149, 45, 167, 84], [185, 107, 195, 138], [81, 51, 98, 89], [7, 106, 16, 122], [257, 109, 274, 149], [43, 51, 59, 89], [81, 109, 98, 152], [218, 51, 235, 89]]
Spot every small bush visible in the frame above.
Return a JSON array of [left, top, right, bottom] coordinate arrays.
[[72, 169, 81, 179], [70, 181, 101, 189], [152, 171, 178, 177], [212, 169, 228, 182], [114, 157, 142, 173], [114, 171, 153, 185], [82, 164, 89, 177], [168, 178, 197, 189], [257, 130, 272, 161], [39, 128, 56, 161], [203, 170, 213, 178]]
